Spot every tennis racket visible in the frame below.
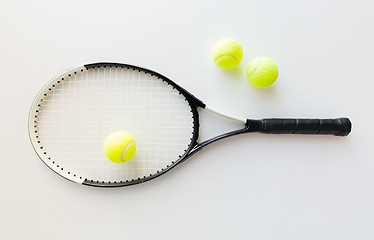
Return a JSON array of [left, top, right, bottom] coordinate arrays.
[[28, 62, 351, 187]]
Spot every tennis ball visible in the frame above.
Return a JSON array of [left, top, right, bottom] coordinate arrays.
[[104, 131, 136, 163], [246, 57, 278, 88], [212, 38, 243, 69]]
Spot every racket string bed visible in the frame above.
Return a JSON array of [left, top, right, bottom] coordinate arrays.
[[31, 64, 195, 185]]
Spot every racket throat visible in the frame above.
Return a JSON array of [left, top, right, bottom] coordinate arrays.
[[186, 124, 251, 159]]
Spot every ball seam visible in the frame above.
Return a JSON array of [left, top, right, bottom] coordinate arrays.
[[269, 71, 279, 86], [120, 141, 136, 162], [214, 54, 238, 63], [246, 57, 262, 78]]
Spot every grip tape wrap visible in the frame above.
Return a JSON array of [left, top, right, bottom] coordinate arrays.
[[247, 118, 351, 136]]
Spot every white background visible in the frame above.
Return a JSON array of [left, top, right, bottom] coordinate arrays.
[[1, 0, 373, 239]]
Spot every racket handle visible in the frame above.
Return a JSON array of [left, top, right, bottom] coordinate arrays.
[[247, 118, 351, 136]]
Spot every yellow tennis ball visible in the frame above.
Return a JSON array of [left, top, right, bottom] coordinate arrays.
[[246, 57, 279, 88], [212, 38, 243, 69], [104, 131, 136, 163]]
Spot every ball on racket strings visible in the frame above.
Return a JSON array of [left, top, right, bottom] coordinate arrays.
[[246, 57, 278, 88], [104, 131, 136, 163], [212, 38, 243, 69]]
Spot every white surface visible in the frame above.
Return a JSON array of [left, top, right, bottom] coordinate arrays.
[[0, 0, 373, 239]]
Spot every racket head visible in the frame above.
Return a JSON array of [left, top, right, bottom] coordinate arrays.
[[28, 63, 203, 187]]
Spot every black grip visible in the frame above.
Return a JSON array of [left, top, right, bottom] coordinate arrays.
[[247, 118, 351, 136]]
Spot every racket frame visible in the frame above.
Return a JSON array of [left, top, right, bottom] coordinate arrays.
[[29, 63, 209, 187]]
